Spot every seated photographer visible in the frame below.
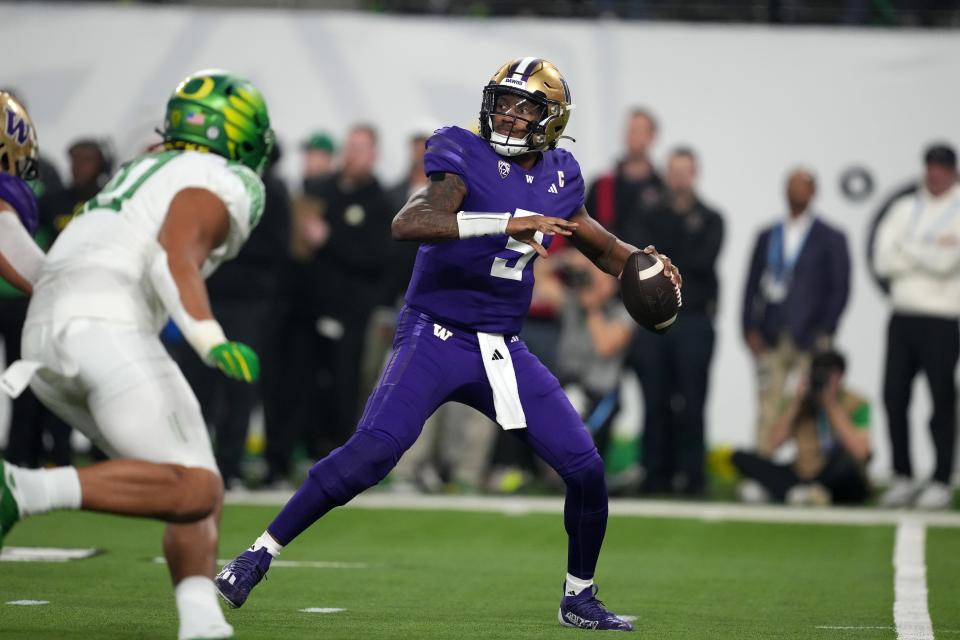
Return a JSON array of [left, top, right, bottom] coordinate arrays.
[[731, 350, 871, 505], [541, 250, 636, 459]]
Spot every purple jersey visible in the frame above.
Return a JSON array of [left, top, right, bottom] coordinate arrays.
[[0, 171, 38, 234], [405, 126, 585, 335]]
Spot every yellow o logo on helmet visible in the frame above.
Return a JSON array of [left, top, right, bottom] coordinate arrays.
[[176, 76, 216, 101]]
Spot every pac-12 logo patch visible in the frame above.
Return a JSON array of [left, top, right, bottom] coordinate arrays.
[[498, 160, 510, 179]]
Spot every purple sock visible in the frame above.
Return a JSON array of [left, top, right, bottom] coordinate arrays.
[[563, 455, 609, 580]]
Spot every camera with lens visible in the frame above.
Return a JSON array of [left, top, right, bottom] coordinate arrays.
[[806, 350, 846, 406], [557, 263, 593, 289]]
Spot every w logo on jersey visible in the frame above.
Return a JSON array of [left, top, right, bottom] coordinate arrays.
[[498, 160, 510, 179], [5, 109, 30, 145], [433, 323, 452, 341]]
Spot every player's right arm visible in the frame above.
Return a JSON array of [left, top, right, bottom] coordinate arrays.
[[152, 188, 259, 383], [0, 199, 44, 295], [391, 172, 577, 256]]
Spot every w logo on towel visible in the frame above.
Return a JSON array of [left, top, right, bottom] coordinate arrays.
[[491, 350, 505, 361]]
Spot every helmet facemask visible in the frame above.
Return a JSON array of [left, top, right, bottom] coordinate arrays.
[[481, 86, 553, 157]]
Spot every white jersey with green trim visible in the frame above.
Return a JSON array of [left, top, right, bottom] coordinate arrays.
[[26, 150, 265, 332]]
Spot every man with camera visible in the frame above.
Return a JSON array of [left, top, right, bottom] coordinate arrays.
[[730, 350, 871, 505], [534, 250, 635, 462]]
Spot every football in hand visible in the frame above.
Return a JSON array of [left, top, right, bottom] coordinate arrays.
[[620, 251, 681, 334]]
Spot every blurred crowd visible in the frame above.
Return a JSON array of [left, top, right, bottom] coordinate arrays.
[[1, 92, 957, 510], [100, 0, 960, 27]]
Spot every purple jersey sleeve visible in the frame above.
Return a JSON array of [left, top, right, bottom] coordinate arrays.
[[0, 171, 39, 234], [423, 127, 475, 192]]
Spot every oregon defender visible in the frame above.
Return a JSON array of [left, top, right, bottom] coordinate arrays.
[[0, 70, 273, 640]]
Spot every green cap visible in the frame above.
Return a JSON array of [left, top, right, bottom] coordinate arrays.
[[302, 131, 336, 154]]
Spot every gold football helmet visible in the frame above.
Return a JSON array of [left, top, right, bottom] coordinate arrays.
[[0, 92, 39, 181], [480, 57, 574, 157]]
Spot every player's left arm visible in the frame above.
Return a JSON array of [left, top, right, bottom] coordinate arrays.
[[0, 204, 44, 295], [568, 206, 682, 287], [153, 188, 259, 383]]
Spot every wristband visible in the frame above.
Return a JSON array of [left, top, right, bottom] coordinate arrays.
[[456, 211, 510, 239]]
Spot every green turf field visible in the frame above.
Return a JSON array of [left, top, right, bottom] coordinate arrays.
[[2, 504, 958, 639]]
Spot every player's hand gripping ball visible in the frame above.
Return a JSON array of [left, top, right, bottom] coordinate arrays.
[[620, 250, 681, 334]]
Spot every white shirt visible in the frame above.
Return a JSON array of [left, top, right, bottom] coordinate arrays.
[[783, 209, 814, 266], [873, 182, 960, 317], [26, 151, 265, 332]]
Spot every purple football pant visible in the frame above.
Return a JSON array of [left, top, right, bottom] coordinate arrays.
[[268, 306, 608, 579]]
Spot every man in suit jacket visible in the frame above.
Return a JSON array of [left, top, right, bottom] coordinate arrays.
[[742, 169, 851, 454]]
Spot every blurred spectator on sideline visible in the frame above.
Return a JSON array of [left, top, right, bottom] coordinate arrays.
[[170, 144, 291, 490], [586, 108, 664, 241], [39, 139, 112, 235], [731, 350, 871, 506], [874, 143, 960, 510], [742, 168, 850, 455], [549, 251, 635, 469], [580, 108, 664, 489], [300, 131, 336, 189], [304, 124, 393, 455], [261, 196, 327, 488], [634, 148, 723, 497]]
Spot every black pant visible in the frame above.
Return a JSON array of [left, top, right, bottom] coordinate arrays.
[[732, 448, 870, 504], [0, 298, 72, 467], [635, 313, 715, 495], [262, 308, 330, 481], [883, 313, 958, 484]]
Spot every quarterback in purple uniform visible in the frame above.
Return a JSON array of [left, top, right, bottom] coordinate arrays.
[[217, 58, 682, 632], [0, 92, 44, 295]]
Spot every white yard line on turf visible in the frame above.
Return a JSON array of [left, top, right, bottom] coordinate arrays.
[[0, 547, 100, 562], [225, 492, 960, 529], [817, 626, 893, 630], [893, 519, 934, 640]]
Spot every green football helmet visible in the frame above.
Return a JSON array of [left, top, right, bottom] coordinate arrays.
[[162, 70, 274, 174]]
